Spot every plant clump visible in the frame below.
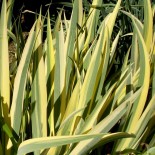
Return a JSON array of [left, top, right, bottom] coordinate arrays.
[[0, 0, 155, 154]]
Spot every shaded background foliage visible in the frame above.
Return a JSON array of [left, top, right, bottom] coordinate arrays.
[[3, 0, 140, 30], [10, 0, 138, 73]]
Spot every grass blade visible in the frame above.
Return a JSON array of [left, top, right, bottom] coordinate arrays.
[[46, 11, 55, 136], [143, 0, 153, 52], [65, 0, 83, 90], [0, 0, 10, 124], [54, 21, 66, 122], [6, 0, 15, 29], [17, 134, 105, 155], [10, 23, 36, 135], [82, 0, 102, 52], [93, 132, 135, 150], [31, 15, 47, 138]]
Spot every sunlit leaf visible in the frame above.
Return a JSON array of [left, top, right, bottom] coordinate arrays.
[[17, 134, 106, 155]]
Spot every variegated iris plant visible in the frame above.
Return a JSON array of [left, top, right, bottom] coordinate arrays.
[[0, 0, 155, 154]]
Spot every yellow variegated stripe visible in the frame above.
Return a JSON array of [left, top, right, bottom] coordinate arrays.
[[0, 0, 10, 123], [131, 28, 139, 73], [143, 0, 153, 52], [46, 12, 55, 136], [31, 15, 47, 139], [0, 0, 11, 153], [106, 0, 121, 38], [54, 21, 66, 122]]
